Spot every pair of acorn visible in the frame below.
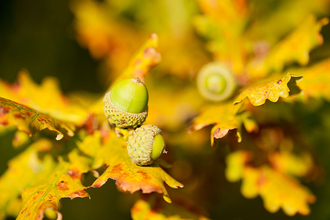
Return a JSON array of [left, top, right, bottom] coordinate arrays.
[[103, 78, 166, 166]]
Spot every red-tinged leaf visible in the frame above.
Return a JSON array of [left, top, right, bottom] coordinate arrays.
[[17, 150, 91, 220], [0, 97, 74, 140], [226, 151, 316, 216], [189, 102, 256, 145], [90, 131, 183, 203], [0, 139, 54, 219], [234, 73, 302, 106], [0, 71, 88, 125], [90, 34, 161, 115], [248, 15, 328, 78], [131, 198, 210, 220]]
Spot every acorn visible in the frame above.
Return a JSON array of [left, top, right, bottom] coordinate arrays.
[[197, 62, 237, 102], [127, 125, 166, 166], [103, 78, 148, 129]]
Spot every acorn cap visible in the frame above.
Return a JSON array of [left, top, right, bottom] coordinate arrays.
[[103, 78, 149, 129], [127, 125, 166, 166], [103, 91, 148, 129], [197, 62, 237, 102]]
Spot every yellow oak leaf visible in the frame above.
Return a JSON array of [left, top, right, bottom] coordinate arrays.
[[248, 15, 328, 78], [0, 139, 54, 219], [131, 198, 210, 220], [189, 102, 257, 145], [268, 150, 313, 177], [234, 73, 302, 106], [225, 151, 316, 216], [17, 149, 91, 220], [0, 71, 88, 124], [90, 33, 161, 115], [290, 58, 330, 101], [90, 131, 183, 203], [0, 97, 75, 140]]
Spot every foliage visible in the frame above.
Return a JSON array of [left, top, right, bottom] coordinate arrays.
[[1, 0, 330, 219]]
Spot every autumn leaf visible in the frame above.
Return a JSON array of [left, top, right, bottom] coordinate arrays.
[[247, 15, 328, 79], [17, 149, 91, 220], [0, 97, 75, 140], [0, 71, 88, 125], [0, 139, 54, 219], [234, 73, 302, 106], [290, 58, 330, 101], [268, 150, 313, 177], [189, 102, 257, 145], [225, 151, 316, 216], [131, 198, 210, 220], [90, 130, 183, 203]]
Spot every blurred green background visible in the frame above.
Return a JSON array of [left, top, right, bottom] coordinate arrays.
[[1, 0, 330, 220]]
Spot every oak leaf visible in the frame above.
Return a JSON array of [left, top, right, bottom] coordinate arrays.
[[17, 149, 91, 220], [226, 151, 316, 216], [0, 97, 75, 140], [248, 15, 328, 78], [189, 102, 257, 145], [90, 130, 183, 203], [0, 71, 88, 124], [291, 58, 330, 101], [234, 73, 302, 106], [0, 139, 54, 219]]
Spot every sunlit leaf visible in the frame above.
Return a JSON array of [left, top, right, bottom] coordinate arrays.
[[291, 58, 330, 101], [0, 97, 75, 140], [226, 151, 316, 216], [17, 150, 91, 220], [268, 150, 313, 177], [0, 139, 54, 219], [234, 73, 302, 106], [131, 198, 210, 220], [189, 102, 256, 145], [248, 15, 328, 78], [0, 71, 88, 124], [90, 131, 183, 203], [76, 130, 105, 169]]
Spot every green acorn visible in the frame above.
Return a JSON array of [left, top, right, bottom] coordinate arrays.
[[103, 78, 148, 129], [127, 125, 166, 166], [197, 62, 237, 102]]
